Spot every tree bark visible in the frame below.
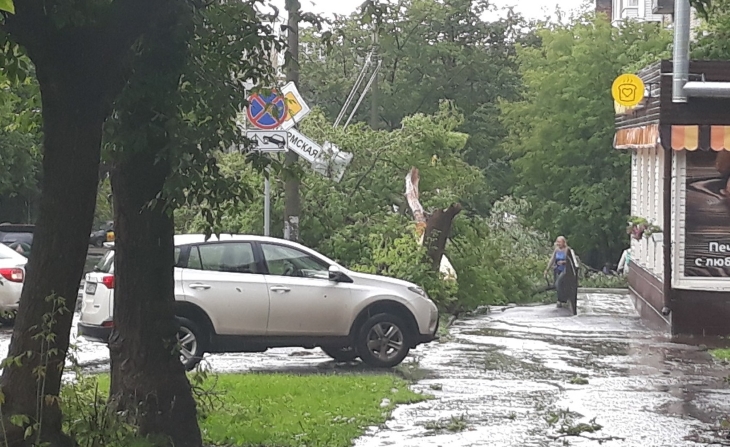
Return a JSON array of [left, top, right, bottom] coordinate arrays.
[[0, 40, 111, 447], [108, 152, 202, 447], [105, 3, 201, 444], [423, 204, 462, 270]]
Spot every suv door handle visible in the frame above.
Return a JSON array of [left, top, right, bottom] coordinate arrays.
[[189, 283, 211, 290], [270, 286, 291, 293]]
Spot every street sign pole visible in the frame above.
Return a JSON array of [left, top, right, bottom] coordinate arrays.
[[284, 0, 300, 242], [264, 168, 271, 237]]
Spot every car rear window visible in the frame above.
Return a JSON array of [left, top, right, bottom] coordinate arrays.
[[0, 243, 26, 262], [95, 250, 115, 273], [94, 247, 182, 273], [0, 233, 33, 245]]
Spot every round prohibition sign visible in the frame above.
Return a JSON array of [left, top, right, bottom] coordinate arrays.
[[246, 90, 287, 130]]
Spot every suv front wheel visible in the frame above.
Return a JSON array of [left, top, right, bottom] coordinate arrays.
[[356, 313, 411, 368]]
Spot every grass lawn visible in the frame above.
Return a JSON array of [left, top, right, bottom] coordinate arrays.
[[67, 372, 425, 447], [710, 348, 730, 361], [201, 373, 425, 447]]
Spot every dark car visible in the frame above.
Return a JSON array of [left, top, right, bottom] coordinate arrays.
[[89, 221, 114, 247], [263, 134, 286, 148], [0, 223, 34, 258]]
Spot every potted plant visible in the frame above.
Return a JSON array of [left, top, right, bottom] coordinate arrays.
[[626, 216, 662, 240]]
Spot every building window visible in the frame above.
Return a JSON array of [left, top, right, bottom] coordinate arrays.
[[626, 0, 639, 6]]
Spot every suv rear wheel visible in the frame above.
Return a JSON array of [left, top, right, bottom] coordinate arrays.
[[177, 317, 205, 371], [321, 346, 358, 363], [355, 313, 410, 368]]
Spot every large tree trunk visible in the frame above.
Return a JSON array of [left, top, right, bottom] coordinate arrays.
[[105, 3, 200, 444], [0, 56, 106, 447], [108, 152, 202, 447]]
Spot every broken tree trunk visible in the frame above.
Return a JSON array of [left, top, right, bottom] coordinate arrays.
[[404, 167, 461, 275]]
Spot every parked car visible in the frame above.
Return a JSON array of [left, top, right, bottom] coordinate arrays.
[[89, 221, 114, 247], [0, 242, 27, 325], [78, 234, 439, 370], [0, 223, 34, 258]]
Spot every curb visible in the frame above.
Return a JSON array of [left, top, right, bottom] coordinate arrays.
[[578, 288, 629, 294]]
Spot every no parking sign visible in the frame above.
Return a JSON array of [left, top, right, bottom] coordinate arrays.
[[246, 90, 287, 130]]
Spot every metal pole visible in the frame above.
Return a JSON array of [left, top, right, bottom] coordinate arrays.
[[672, 0, 690, 103], [264, 171, 271, 237]]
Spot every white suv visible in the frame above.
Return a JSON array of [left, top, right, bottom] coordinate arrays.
[[78, 234, 439, 369]]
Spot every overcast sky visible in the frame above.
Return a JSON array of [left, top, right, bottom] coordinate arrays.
[[268, 0, 590, 22]]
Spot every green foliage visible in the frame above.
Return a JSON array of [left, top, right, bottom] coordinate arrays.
[[299, 0, 529, 211], [579, 270, 628, 289], [61, 373, 423, 447], [94, 175, 113, 226], [500, 15, 671, 267], [200, 373, 424, 447], [61, 374, 151, 447], [182, 106, 559, 312], [710, 348, 730, 361], [694, 0, 730, 60], [0, 0, 14, 14], [105, 0, 285, 231], [0, 65, 41, 222]]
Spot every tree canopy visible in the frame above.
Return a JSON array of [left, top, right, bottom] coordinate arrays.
[[299, 0, 527, 211], [500, 16, 671, 266]]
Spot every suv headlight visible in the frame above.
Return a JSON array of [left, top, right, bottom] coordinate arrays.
[[408, 286, 428, 299]]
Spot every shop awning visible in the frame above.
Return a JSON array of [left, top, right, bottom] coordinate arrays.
[[663, 125, 730, 151], [613, 124, 659, 150]]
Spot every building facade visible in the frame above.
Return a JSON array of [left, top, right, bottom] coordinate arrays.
[[614, 61, 730, 336], [610, 0, 664, 24]]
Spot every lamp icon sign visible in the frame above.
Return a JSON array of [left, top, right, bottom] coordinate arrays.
[[612, 74, 645, 108]]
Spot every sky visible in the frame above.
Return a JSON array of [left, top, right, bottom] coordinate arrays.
[[268, 0, 590, 22]]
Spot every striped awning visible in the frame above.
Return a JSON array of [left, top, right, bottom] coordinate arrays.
[[662, 125, 730, 151], [614, 124, 659, 150]]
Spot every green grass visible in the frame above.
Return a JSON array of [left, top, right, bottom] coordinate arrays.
[[201, 373, 425, 446], [710, 348, 730, 361], [64, 373, 425, 447]]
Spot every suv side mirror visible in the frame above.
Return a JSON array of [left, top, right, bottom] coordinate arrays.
[[328, 265, 352, 283]]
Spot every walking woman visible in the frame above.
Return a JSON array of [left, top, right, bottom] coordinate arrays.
[[545, 236, 571, 282], [544, 236, 577, 308]]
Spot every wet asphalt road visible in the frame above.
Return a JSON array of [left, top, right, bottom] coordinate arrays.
[[1, 292, 729, 446], [355, 293, 730, 447]]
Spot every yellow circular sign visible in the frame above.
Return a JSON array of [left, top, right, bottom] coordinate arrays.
[[612, 74, 645, 107]]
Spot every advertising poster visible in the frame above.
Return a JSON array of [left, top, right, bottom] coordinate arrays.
[[684, 151, 730, 277]]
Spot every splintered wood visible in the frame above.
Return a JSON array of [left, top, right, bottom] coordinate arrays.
[[404, 167, 460, 280]]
